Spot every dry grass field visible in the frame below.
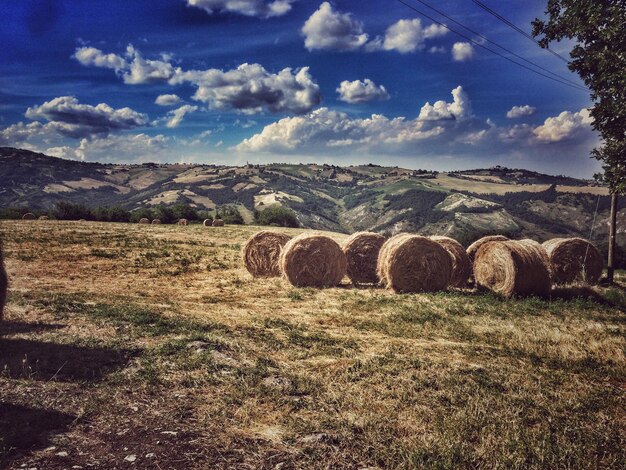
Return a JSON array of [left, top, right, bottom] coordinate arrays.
[[0, 220, 625, 469]]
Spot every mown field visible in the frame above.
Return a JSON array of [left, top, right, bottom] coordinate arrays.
[[0, 220, 624, 469]]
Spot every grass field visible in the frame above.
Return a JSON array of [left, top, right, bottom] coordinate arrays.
[[1, 221, 625, 469]]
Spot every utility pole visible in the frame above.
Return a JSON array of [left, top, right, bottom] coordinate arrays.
[[607, 192, 618, 284]]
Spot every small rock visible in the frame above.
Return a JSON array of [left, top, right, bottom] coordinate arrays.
[[210, 350, 241, 367], [186, 341, 208, 349], [161, 431, 178, 436], [145, 453, 156, 459], [299, 433, 328, 444], [56, 451, 69, 457], [262, 376, 292, 391], [44, 446, 57, 452], [124, 455, 137, 462]]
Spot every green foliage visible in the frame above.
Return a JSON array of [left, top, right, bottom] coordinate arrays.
[[344, 189, 379, 209], [129, 207, 154, 223], [54, 201, 94, 221], [533, 1, 626, 193], [171, 202, 199, 221], [153, 205, 176, 224], [216, 205, 244, 225], [255, 206, 299, 227], [93, 206, 131, 223]]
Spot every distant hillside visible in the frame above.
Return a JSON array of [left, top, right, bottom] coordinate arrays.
[[1, 147, 623, 261]]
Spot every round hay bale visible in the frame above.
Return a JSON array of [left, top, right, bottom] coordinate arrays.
[[38, 215, 49, 220], [377, 234, 452, 293], [430, 236, 471, 288], [139, 218, 150, 225], [22, 213, 36, 220], [0, 241, 7, 322], [342, 232, 386, 285], [151, 219, 161, 225], [242, 231, 292, 278], [178, 218, 189, 226], [542, 238, 603, 285], [466, 235, 509, 263], [203, 219, 212, 227], [279, 234, 347, 287], [212, 218, 225, 227], [78, 219, 87, 222], [473, 240, 551, 298]]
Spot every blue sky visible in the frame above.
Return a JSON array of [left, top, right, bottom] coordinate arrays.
[[0, 0, 600, 177]]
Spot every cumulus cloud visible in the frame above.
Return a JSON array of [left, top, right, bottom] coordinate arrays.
[[236, 107, 447, 153], [165, 105, 198, 128], [418, 86, 470, 121], [186, 0, 296, 19], [366, 18, 447, 53], [301, 2, 368, 52], [452, 42, 475, 61], [24, 96, 148, 138], [74, 45, 321, 114], [337, 79, 389, 104], [155, 94, 182, 106], [533, 108, 593, 142], [506, 105, 536, 119], [44, 133, 170, 162], [0, 121, 50, 145]]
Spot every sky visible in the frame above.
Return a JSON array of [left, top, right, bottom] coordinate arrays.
[[0, 0, 601, 177]]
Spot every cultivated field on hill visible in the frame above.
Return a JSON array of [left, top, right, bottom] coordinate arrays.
[[0, 221, 625, 469]]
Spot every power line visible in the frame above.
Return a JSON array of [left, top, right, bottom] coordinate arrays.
[[394, 0, 587, 92], [411, 0, 583, 89], [470, 0, 570, 64]]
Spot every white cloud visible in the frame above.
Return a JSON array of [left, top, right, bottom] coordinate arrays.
[[74, 45, 321, 114], [186, 0, 296, 19], [301, 2, 368, 52], [506, 105, 536, 119], [165, 105, 198, 128], [236, 107, 445, 153], [533, 108, 593, 142], [429, 46, 446, 54], [418, 86, 470, 121], [50, 133, 171, 162], [24, 96, 148, 138], [337, 79, 389, 104], [0, 121, 51, 145], [452, 42, 475, 61], [155, 94, 182, 106], [172, 63, 320, 114], [74, 45, 180, 85], [366, 18, 447, 53]]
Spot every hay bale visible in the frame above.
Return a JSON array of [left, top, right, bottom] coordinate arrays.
[[430, 236, 471, 288], [377, 234, 452, 293], [212, 218, 225, 227], [474, 239, 551, 298], [466, 235, 509, 263], [22, 213, 36, 220], [139, 218, 150, 225], [203, 219, 212, 227], [151, 219, 161, 225], [178, 218, 189, 226], [78, 219, 87, 222], [0, 241, 7, 322], [242, 231, 292, 278], [38, 215, 49, 220], [342, 232, 386, 285], [279, 234, 346, 287], [542, 238, 603, 285]]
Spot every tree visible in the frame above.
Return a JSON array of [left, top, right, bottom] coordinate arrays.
[[256, 206, 299, 228], [533, 1, 626, 283]]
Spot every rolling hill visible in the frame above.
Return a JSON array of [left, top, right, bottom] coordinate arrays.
[[0, 146, 623, 259]]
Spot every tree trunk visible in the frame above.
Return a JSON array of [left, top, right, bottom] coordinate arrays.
[[607, 192, 618, 284]]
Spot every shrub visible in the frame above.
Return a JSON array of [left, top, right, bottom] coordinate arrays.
[[256, 206, 299, 228]]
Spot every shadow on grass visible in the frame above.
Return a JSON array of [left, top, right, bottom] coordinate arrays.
[[551, 285, 626, 312], [0, 402, 75, 467], [0, 320, 64, 336], [0, 338, 138, 382]]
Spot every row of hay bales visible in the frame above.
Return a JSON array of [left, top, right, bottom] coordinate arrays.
[[242, 231, 604, 297], [137, 218, 225, 226]]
